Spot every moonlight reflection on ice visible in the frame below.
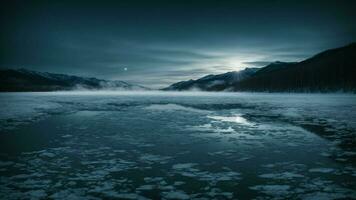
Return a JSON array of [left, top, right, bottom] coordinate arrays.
[[207, 115, 253, 126]]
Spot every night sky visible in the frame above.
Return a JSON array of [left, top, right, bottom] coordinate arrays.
[[1, 0, 356, 88]]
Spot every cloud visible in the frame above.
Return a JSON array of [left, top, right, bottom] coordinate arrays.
[[242, 61, 272, 67]]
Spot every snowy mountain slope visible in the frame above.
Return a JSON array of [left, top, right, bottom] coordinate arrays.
[[163, 68, 259, 91], [0, 69, 148, 91]]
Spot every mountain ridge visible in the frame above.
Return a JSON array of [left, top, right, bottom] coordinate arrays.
[[0, 68, 148, 92], [165, 42, 356, 92]]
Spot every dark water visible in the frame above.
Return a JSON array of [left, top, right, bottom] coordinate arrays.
[[0, 92, 355, 199]]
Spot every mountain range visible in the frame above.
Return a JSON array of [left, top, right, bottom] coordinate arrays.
[[164, 42, 356, 92], [1, 43, 355, 92], [163, 68, 259, 91], [0, 69, 147, 92]]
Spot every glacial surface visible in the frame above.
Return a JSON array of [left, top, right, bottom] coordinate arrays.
[[0, 91, 356, 199]]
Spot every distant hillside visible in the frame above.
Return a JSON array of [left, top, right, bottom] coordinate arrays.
[[163, 68, 259, 91], [0, 69, 148, 92], [233, 43, 356, 92], [165, 43, 356, 92]]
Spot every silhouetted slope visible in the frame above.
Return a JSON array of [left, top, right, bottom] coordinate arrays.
[[0, 69, 147, 92], [253, 61, 297, 75], [234, 43, 356, 92]]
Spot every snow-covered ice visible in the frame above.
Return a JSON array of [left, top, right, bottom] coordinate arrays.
[[0, 91, 356, 199]]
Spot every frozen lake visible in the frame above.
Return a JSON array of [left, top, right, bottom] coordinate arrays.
[[0, 91, 356, 199]]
